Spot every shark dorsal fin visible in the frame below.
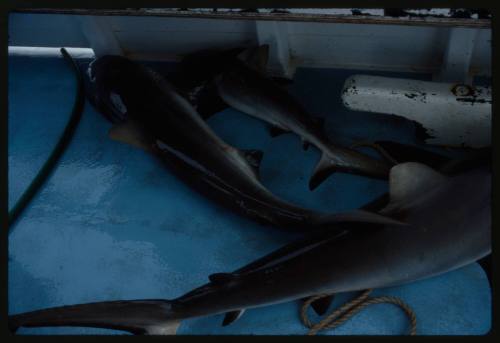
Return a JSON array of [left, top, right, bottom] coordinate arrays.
[[309, 153, 336, 191], [222, 309, 246, 326], [308, 294, 335, 316], [383, 162, 447, 212], [237, 45, 269, 72]]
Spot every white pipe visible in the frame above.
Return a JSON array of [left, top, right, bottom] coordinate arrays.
[[8, 46, 95, 59], [341, 75, 491, 147]]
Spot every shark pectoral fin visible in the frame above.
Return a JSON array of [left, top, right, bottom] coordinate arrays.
[[307, 295, 335, 316], [318, 209, 408, 227], [192, 81, 229, 120], [309, 153, 337, 190], [8, 300, 176, 335], [222, 309, 246, 326], [108, 120, 153, 152], [237, 45, 270, 72], [382, 162, 447, 213], [269, 126, 289, 138]]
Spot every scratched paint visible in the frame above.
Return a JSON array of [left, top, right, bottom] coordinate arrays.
[[8, 55, 490, 334]]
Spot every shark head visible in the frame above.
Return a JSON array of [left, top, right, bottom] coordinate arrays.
[[86, 55, 148, 124]]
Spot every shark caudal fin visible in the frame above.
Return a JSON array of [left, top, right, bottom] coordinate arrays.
[[8, 299, 181, 335], [309, 148, 392, 191]]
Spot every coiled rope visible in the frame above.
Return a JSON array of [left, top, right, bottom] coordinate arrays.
[[301, 289, 417, 335]]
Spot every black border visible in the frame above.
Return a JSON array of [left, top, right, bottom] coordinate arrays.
[[1, 1, 497, 342]]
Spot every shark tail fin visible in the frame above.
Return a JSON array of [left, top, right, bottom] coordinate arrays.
[[8, 299, 181, 335], [309, 147, 391, 191]]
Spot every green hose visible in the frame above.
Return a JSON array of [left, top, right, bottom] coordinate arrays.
[[8, 48, 85, 229]]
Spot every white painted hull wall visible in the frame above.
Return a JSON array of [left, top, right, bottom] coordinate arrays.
[[8, 12, 491, 79], [8, 10, 491, 147]]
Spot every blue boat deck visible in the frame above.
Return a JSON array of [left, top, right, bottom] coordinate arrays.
[[8, 53, 491, 335]]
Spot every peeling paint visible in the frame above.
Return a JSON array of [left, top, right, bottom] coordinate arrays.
[[144, 7, 491, 20], [384, 8, 491, 19], [341, 75, 491, 147]]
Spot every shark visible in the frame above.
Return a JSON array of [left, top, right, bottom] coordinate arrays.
[[9, 160, 490, 335], [175, 45, 392, 190], [81, 55, 393, 232]]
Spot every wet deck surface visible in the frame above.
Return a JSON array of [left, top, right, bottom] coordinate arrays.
[[8, 54, 490, 335]]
